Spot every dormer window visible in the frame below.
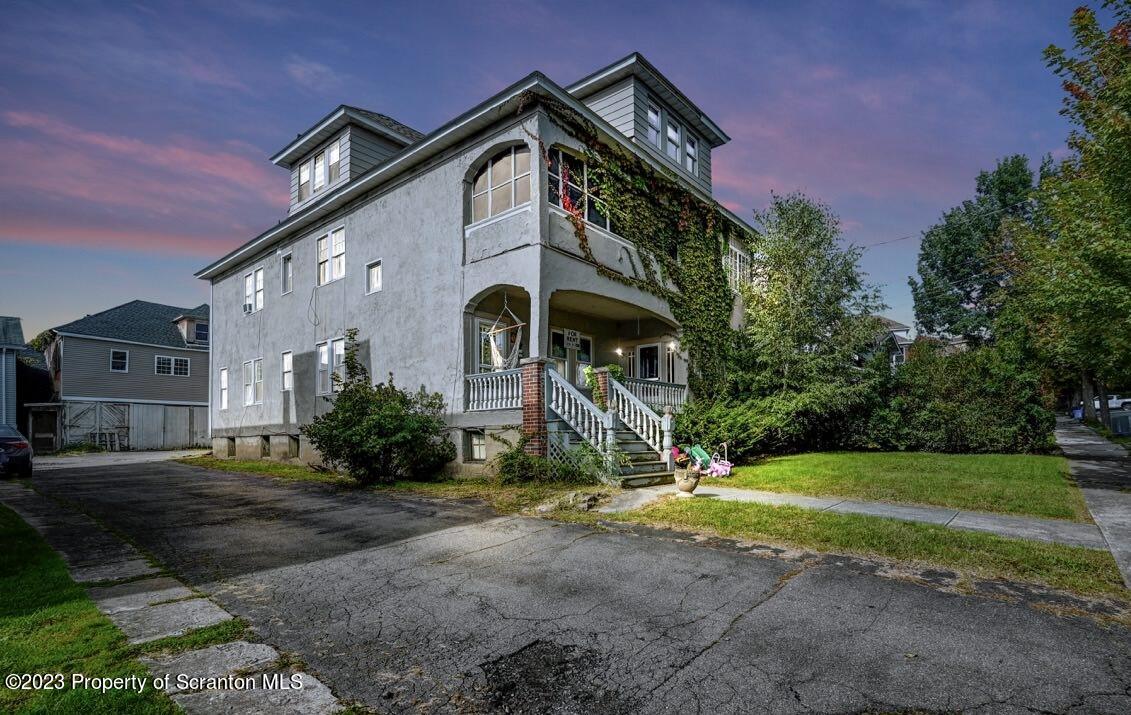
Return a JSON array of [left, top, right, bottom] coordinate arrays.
[[646, 103, 661, 147], [194, 322, 209, 343], [298, 162, 311, 201], [665, 121, 682, 162], [327, 140, 341, 183], [313, 153, 326, 192], [685, 135, 698, 175]]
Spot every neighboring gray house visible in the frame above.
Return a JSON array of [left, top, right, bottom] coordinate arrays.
[[34, 301, 210, 451], [0, 317, 24, 429], [877, 317, 914, 367], [197, 53, 753, 482]]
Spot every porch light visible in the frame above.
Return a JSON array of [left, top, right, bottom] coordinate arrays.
[[668, 341, 677, 351], [615, 347, 623, 356]]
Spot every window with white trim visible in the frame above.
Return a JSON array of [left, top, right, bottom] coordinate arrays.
[[546, 147, 616, 234], [298, 161, 311, 201], [110, 349, 128, 373], [327, 140, 341, 183], [665, 121, 682, 162], [469, 145, 531, 224], [155, 355, 189, 376], [317, 228, 345, 285], [281, 254, 293, 295], [244, 267, 264, 312], [366, 260, 382, 294], [313, 153, 325, 192], [726, 243, 753, 290], [219, 367, 228, 409], [281, 351, 293, 391], [684, 135, 698, 175], [316, 338, 346, 393], [466, 430, 486, 462], [243, 358, 262, 405], [646, 103, 661, 147]]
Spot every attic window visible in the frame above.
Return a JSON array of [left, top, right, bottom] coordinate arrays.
[[665, 121, 682, 162], [194, 322, 209, 342], [298, 162, 311, 201], [646, 103, 661, 147]]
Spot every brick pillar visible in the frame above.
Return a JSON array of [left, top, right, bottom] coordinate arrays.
[[520, 358, 550, 457], [592, 366, 610, 407]]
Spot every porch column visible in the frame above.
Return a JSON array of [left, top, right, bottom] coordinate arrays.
[[527, 291, 549, 358], [519, 357, 550, 457], [592, 366, 610, 407]]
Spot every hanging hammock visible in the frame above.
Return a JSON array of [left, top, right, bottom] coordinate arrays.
[[486, 293, 526, 370]]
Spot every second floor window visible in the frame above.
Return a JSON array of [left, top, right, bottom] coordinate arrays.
[[317, 229, 345, 285], [726, 243, 753, 290], [110, 349, 128, 373], [156, 356, 190, 376], [281, 351, 293, 390], [281, 254, 293, 294], [219, 367, 228, 409], [245, 267, 264, 312], [470, 146, 531, 224], [547, 148, 615, 233], [243, 358, 263, 405], [366, 260, 382, 294]]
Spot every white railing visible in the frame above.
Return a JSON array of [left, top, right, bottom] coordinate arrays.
[[466, 369, 522, 411], [608, 378, 663, 455], [624, 378, 687, 411], [548, 368, 611, 451]]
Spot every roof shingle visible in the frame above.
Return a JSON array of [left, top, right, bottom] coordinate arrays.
[[53, 300, 209, 350]]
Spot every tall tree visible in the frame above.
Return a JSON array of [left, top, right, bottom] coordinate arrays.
[[732, 193, 886, 397], [1004, 2, 1131, 424], [910, 155, 1035, 342]]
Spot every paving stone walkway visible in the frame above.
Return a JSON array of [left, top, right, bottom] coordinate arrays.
[[1055, 417, 1131, 588], [599, 482, 1108, 549], [0, 481, 342, 713]]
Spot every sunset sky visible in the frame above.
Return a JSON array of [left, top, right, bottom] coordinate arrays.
[[0, 0, 1084, 338]]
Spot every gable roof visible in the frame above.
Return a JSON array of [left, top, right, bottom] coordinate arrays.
[[198, 69, 752, 281], [0, 316, 24, 348], [566, 53, 730, 148], [270, 104, 425, 168], [53, 301, 210, 350], [877, 316, 910, 331]]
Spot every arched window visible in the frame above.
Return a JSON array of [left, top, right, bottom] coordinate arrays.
[[470, 145, 531, 224]]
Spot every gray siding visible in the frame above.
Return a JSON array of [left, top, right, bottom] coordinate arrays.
[[1, 350, 15, 428], [631, 89, 712, 194], [348, 126, 401, 177], [582, 77, 635, 139], [59, 336, 207, 404], [288, 129, 351, 215]]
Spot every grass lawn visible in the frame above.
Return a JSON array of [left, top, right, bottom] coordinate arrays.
[[717, 452, 1090, 522], [599, 497, 1127, 602], [176, 456, 592, 514], [0, 505, 177, 714]]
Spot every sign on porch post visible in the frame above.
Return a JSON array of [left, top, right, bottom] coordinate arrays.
[[564, 329, 581, 350]]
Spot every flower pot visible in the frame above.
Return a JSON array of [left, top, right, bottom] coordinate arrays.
[[674, 469, 700, 497]]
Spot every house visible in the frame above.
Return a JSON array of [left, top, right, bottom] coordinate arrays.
[[0, 317, 24, 429], [196, 52, 754, 482], [876, 317, 913, 367], [32, 301, 210, 452]]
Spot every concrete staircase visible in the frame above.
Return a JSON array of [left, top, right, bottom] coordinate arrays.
[[612, 425, 675, 487]]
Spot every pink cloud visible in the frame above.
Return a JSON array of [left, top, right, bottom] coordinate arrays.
[[0, 219, 240, 257]]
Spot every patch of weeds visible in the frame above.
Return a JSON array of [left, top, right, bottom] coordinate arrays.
[[137, 618, 251, 657]]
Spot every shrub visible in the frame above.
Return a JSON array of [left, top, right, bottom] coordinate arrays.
[[582, 364, 626, 409], [866, 341, 1055, 453], [489, 432, 605, 485], [301, 330, 455, 485]]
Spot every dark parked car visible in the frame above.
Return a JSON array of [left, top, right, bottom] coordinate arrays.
[[0, 425, 33, 478]]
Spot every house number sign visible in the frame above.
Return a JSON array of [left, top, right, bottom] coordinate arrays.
[[564, 329, 581, 350]]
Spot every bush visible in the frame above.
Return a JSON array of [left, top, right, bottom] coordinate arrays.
[[489, 432, 605, 485], [301, 330, 455, 485], [866, 342, 1055, 453]]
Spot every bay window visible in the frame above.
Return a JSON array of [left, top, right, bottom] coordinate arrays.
[[546, 147, 615, 233]]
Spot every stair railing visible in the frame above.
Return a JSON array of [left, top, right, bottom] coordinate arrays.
[[547, 367, 612, 453], [608, 377, 674, 468]]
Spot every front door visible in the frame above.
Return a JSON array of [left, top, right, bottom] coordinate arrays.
[[637, 344, 660, 381]]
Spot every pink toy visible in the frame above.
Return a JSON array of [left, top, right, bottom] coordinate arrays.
[[706, 453, 733, 477]]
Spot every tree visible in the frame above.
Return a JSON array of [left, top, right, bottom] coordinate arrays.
[[301, 329, 455, 484], [910, 155, 1035, 342], [732, 192, 886, 397], [1004, 2, 1131, 424]]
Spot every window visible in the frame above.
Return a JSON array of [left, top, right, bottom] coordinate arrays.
[[316, 343, 330, 394], [219, 367, 228, 410], [478, 318, 520, 373], [546, 147, 615, 233], [469, 145, 531, 223], [575, 336, 592, 387], [173, 357, 190, 376], [726, 243, 753, 290], [156, 355, 172, 375], [646, 103, 661, 147], [638, 344, 660, 380], [366, 260, 382, 294], [110, 349, 128, 373], [243, 358, 262, 405], [466, 430, 486, 462], [685, 135, 698, 174], [298, 161, 311, 201], [313, 153, 326, 191], [244, 267, 264, 312], [194, 322, 209, 343], [316, 338, 345, 393], [327, 140, 341, 183], [281, 254, 293, 294], [666, 342, 678, 383], [666, 121, 682, 162], [281, 351, 293, 391], [317, 228, 345, 285]]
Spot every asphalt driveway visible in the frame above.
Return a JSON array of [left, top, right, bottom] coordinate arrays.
[[28, 463, 1131, 714]]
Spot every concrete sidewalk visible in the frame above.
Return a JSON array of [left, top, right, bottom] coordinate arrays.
[[36, 449, 208, 471], [600, 483, 1108, 549], [1055, 417, 1131, 587]]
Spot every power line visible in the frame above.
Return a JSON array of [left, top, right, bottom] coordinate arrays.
[[853, 196, 1035, 250]]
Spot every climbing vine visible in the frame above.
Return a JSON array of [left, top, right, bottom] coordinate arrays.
[[517, 91, 752, 397]]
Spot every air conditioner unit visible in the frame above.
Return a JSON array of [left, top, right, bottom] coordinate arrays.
[[243, 303, 254, 314]]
